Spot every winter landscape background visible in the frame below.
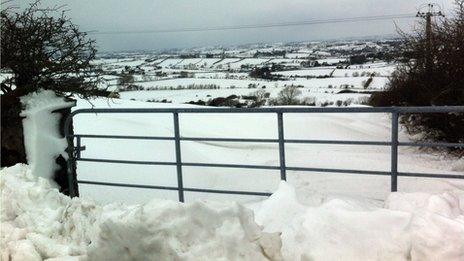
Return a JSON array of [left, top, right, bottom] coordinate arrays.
[[64, 39, 463, 204], [2, 0, 464, 259]]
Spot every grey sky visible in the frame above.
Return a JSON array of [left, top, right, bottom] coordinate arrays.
[[14, 0, 456, 51]]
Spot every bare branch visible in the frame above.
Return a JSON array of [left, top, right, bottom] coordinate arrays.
[[1, 0, 109, 99]]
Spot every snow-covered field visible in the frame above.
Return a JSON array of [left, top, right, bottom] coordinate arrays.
[[114, 75, 388, 105], [99, 57, 394, 107], [83, 46, 400, 109], [131, 76, 387, 89], [72, 98, 464, 205], [119, 87, 371, 105]]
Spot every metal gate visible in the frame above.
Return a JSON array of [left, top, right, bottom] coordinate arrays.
[[64, 106, 464, 202]]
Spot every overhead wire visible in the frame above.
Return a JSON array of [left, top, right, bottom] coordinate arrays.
[[88, 13, 416, 35]]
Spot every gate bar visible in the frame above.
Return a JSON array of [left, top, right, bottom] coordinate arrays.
[[63, 106, 464, 201]]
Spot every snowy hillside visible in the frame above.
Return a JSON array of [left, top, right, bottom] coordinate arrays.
[[92, 39, 399, 107]]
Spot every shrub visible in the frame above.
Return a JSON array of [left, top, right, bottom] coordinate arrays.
[[275, 86, 302, 105], [249, 66, 272, 79], [249, 90, 270, 107], [320, 101, 334, 107], [301, 97, 316, 106], [370, 1, 464, 149], [118, 73, 135, 87]]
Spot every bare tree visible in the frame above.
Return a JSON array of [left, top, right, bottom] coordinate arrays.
[[1, 1, 110, 100], [250, 90, 269, 107], [277, 86, 302, 105], [118, 74, 135, 90]]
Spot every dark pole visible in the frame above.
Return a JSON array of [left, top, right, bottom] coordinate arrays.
[[416, 3, 444, 80], [390, 112, 399, 192], [425, 12, 432, 76], [62, 104, 79, 198]]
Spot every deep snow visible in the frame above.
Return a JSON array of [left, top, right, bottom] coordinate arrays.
[[1, 164, 281, 260], [4, 91, 464, 260], [2, 164, 463, 260], [251, 182, 464, 260]]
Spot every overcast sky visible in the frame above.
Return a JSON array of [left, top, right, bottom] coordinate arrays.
[[13, 0, 456, 51]]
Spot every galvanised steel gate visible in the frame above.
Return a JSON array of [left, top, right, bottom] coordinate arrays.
[[64, 106, 464, 201]]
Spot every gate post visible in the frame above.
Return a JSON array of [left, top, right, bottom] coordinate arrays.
[[277, 112, 287, 181], [65, 135, 78, 197], [62, 106, 79, 198], [390, 111, 399, 192], [173, 112, 185, 202]]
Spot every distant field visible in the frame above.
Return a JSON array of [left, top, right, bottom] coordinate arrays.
[[88, 43, 397, 108]]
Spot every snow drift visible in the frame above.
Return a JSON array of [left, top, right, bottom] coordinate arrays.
[[2, 164, 464, 260], [252, 182, 464, 261], [0, 164, 282, 260]]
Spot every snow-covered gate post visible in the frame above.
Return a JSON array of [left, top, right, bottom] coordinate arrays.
[[19, 91, 80, 197]]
